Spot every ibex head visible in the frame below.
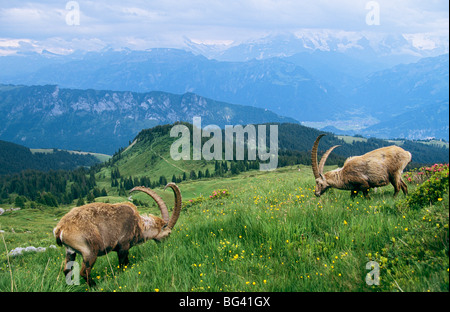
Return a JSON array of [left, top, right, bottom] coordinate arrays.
[[130, 182, 182, 242], [311, 134, 341, 197]]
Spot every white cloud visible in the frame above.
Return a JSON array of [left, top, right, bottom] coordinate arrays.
[[0, 0, 447, 52]]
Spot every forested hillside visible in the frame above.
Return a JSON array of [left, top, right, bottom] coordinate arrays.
[[276, 123, 449, 167], [0, 140, 100, 175], [0, 168, 101, 207]]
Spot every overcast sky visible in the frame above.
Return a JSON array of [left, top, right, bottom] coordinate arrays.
[[0, 0, 448, 54]]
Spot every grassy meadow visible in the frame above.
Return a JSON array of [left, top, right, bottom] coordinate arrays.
[[0, 164, 448, 292]]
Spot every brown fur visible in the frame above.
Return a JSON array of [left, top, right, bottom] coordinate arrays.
[[53, 184, 181, 286], [312, 135, 412, 198]]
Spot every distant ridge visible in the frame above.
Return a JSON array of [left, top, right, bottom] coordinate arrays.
[[0, 84, 297, 154], [102, 122, 449, 183], [1, 48, 447, 140], [0, 139, 99, 175]]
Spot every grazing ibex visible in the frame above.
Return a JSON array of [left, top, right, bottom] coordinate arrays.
[[311, 134, 411, 198], [53, 183, 181, 286]]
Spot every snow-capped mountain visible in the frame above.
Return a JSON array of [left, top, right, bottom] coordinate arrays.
[[185, 30, 448, 64]]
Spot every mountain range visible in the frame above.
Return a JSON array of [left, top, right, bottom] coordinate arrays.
[[349, 54, 449, 140], [0, 48, 344, 123], [185, 31, 447, 65], [0, 32, 448, 147], [0, 84, 295, 154]]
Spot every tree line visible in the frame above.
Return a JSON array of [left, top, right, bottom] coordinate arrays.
[[0, 167, 105, 208], [109, 159, 260, 196], [2, 121, 447, 209], [0, 139, 100, 175], [0, 155, 261, 209]]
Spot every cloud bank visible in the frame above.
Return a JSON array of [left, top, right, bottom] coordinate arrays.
[[0, 0, 448, 53]]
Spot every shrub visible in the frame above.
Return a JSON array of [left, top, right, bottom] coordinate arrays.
[[209, 189, 230, 200], [182, 195, 205, 210], [398, 164, 449, 210], [404, 164, 449, 185], [183, 189, 230, 209]]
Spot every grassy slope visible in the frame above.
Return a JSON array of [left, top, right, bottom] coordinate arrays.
[[0, 165, 448, 292], [338, 135, 450, 149], [103, 132, 214, 182], [30, 148, 112, 163]]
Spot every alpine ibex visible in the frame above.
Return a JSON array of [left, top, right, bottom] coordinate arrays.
[[53, 183, 181, 286], [311, 134, 411, 198]]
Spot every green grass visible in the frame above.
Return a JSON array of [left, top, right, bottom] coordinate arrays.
[[109, 134, 214, 180], [417, 140, 449, 149], [337, 135, 368, 144], [0, 165, 448, 292]]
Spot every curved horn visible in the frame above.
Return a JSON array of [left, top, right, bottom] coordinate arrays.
[[129, 186, 169, 224], [311, 134, 326, 179], [164, 182, 182, 229], [318, 145, 341, 175]]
